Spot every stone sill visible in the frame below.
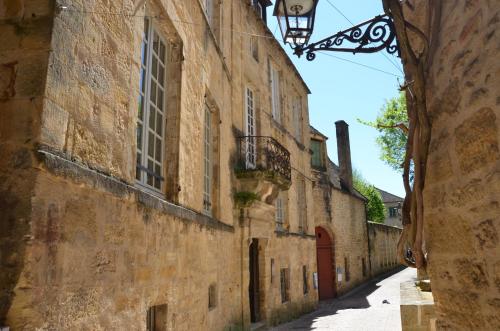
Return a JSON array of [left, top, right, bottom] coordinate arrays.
[[37, 147, 234, 234]]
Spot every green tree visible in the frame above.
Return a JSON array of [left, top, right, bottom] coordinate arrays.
[[358, 92, 408, 172], [353, 169, 386, 223]]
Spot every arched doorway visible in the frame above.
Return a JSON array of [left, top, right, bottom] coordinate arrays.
[[315, 227, 336, 300]]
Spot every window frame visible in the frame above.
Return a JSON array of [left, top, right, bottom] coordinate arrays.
[[136, 18, 168, 195], [244, 87, 257, 169]]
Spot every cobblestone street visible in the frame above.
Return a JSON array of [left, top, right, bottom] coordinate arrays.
[[270, 268, 417, 331]]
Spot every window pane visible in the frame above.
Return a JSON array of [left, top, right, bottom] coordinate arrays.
[[150, 81, 157, 104], [148, 132, 155, 157], [137, 123, 143, 148], [157, 88, 164, 110], [152, 55, 158, 79], [149, 106, 156, 130], [158, 66, 165, 86], [137, 95, 143, 120], [156, 113, 163, 134], [153, 32, 159, 53], [136, 152, 142, 181], [147, 160, 154, 186], [311, 140, 322, 167], [154, 164, 161, 189], [159, 43, 166, 64], [155, 137, 162, 162]]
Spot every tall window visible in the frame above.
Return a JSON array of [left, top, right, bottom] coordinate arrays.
[[270, 64, 281, 123], [293, 97, 302, 142], [297, 176, 307, 232], [136, 18, 167, 192], [245, 87, 256, 169], [311, 139, 324, 168], [276, 194, 284, 230], [203, 105, 213, 215]]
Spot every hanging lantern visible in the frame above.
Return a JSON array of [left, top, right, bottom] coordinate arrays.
[[273, 0, 319, 47]]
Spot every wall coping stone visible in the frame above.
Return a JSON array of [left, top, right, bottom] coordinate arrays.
[[37, 146, 235, 233], [367, 221, 403, 231]]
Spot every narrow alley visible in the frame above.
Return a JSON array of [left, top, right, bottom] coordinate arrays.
[[271, 268, 417, 331]]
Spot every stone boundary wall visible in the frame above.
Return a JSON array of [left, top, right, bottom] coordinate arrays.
[[367, 222, 402, 276]]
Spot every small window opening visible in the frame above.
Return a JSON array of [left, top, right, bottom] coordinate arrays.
[[280, 268, 290, 303], [303, 265, 309, 295], [208, 283, 217, 310], [147, 304, 167, 331]]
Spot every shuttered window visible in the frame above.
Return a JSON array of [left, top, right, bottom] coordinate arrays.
[[270, 64, 281, 123], [276, 195, 284, 230]]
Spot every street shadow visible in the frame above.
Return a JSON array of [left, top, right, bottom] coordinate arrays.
[[270, 267, 407, 330]]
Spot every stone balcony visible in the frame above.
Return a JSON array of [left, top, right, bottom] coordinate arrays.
[[234, 136, 291, 205]]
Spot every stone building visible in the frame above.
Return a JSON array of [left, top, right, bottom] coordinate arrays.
[[396, 1, 500, 330], [309, 123, 402, 299], [0, 0, 318, 329], [376, 188, 403, 228]]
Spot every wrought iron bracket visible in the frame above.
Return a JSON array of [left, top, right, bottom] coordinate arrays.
[[293, 14, 400, 61]]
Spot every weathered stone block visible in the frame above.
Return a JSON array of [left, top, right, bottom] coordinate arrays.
[[454, 107, 499, 173]]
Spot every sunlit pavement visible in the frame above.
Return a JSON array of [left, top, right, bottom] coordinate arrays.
[[270, 267, 417, 331]]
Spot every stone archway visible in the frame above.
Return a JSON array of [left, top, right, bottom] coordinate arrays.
[[315, 226, 336, 300]]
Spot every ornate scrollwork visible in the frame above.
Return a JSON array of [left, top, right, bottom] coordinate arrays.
[[294, 14, 400, 61]]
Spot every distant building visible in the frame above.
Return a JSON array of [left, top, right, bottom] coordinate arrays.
[[376, 188, 404, 228], [310, 123, 402, 299]]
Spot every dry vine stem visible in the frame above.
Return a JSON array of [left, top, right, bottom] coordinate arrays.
[[382, 0, 431, 270]]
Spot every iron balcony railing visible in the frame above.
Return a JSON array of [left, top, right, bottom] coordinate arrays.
[[237, 136, 291, 181]]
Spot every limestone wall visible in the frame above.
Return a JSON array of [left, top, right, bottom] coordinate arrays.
[[402, 1, 500, 329], [0, 0, 54, 323], [330, 189, 370, 295], [367, 222, 401, 276], [7, 155, 241, 330], [1, 0, 318, 329]]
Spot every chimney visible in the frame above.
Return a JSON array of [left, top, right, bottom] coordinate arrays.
[[335, 120, 353, 192]]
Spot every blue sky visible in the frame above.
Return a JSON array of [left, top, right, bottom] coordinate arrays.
[[267, 0, 405, 197]]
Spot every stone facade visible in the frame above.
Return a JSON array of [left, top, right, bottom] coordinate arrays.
[[401, 1, 500, 330], [376, 188, 403, 228], [310, 124, 401, 298], [0, 0, 318, 330]]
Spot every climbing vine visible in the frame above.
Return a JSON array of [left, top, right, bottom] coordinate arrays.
[[381, 0, 440, 270]]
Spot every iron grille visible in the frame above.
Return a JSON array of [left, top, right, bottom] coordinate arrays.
[[237, 136, 291, 181]]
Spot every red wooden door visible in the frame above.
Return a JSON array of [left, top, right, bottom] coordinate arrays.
[[315, 227, 335, 300]]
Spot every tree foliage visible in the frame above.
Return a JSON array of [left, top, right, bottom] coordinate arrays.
[[358, 92, 409, 173], [353, 169, 386, 223]]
